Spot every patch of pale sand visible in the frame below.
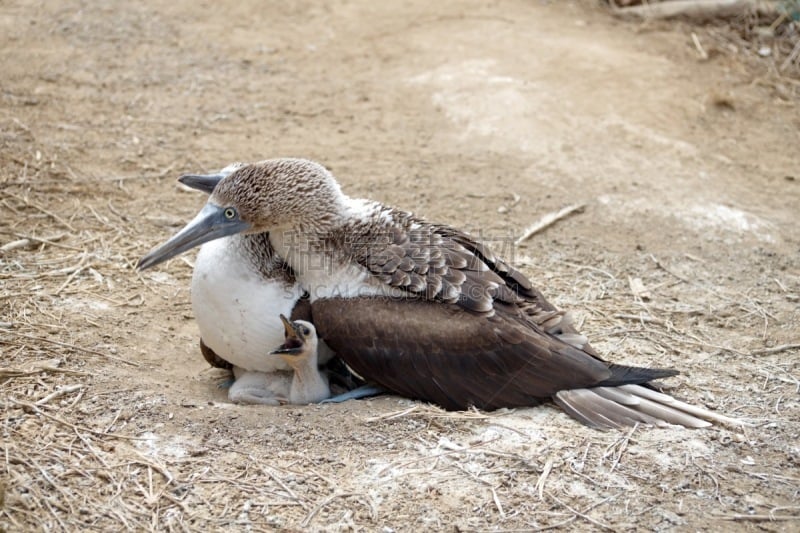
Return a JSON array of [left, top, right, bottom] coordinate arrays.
[[685, 203, 776, 242], [406, 58, 699, 169], [627, 430, 715, 469], [352, 418, 551, 517], [142, 271, 180, 285], [57, 296, 111, 312], [356, 456, 483, 527], [408, 59, 544, 151], [135, 430, 190, 459], [597, 195, 777, 242]]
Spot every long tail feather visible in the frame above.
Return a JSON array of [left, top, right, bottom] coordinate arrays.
[[553, 388, 666, 429], [618, 384, 745, 427], [554, 384, 746, 430]]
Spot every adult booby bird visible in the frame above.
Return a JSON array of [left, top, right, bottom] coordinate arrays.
[[270, 315, 331, 404], [140, 163, 333, 405], [138, 158, 740, 429]]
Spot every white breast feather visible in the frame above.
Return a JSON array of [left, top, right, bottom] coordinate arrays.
[[191, 238, 303, 372]]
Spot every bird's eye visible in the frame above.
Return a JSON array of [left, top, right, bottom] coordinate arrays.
[[223, 207, 236, 219], [302, 327, 310, 336]]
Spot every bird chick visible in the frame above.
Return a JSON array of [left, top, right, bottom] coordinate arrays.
[[270, 315, 330, 405]]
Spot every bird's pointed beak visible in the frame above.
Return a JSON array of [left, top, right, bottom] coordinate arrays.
[[178, 173, 225, 194], [270, 314, 304, 356], [137, 203, 251, 271]]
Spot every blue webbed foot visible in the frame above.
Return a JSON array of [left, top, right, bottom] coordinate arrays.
[[320, 385, 386, 404], [217, 378, 235, 390]]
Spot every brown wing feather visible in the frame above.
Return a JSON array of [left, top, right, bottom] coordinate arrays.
[[357, 218, 508, 314], [429, 224, 601, 354], [311, 297, 613, 410], [347, 215, 600, 356], [289, 293, 312, 322]]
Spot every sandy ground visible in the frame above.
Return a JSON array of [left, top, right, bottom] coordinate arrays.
[[1, 0, 799, 531]]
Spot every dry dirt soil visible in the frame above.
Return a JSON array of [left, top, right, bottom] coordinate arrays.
[[1, 0, 799, 531]]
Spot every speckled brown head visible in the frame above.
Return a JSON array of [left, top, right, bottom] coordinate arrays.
[[211, 158, 346, 234], [137, 158, 343, 271]]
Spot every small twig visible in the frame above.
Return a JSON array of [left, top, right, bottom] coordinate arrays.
[[535, 456, 555, 500], [515, 203, 586, 246], [260, 465, 309, 510], [649, 254, 689, 283], [628, 276, 651, 300], [490, 486, 506, 518], [41, 496, 69, 531], [376, 437, 502, 476], [74, 427, 111, 469], [366, 404, 494, 423], [546, 491, 614, 531], [10, 232, 83, 251], [364, 405, 421, 422], [0, 238, 31, 252], [604, 424, 637, 474], [56, 260, 91, 294], [714, 514, 800, 521], [102, 163, 176, 181], [613, 313, 666, 326], [0, 357, 88, 378], [35, 384, 84, 406], [301, 492, 375, 527], [692, 458, 722, 503], [130, 451, 175, 485], [750, 343, 800, 356], [561, 261, 616, 280], [691, 32, 709, 60], [781, 39, 800, 72], [768, 10, 789, 32], [107, 201, 131, 222]]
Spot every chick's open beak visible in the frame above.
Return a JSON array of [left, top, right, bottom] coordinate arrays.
[[270, 314, 305, 356]]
